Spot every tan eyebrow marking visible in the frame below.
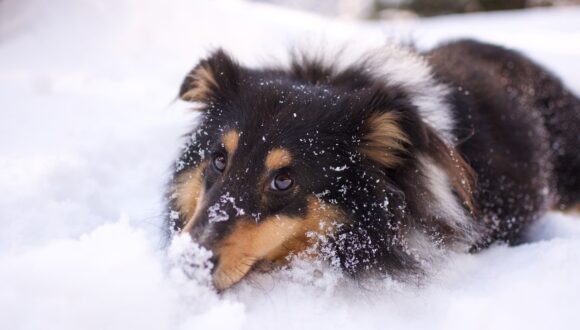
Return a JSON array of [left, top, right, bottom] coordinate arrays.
[[265, 148, 292, 170], [222, 130, 240, 155]]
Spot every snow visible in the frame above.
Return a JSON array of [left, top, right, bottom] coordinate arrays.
[[1, 0, 580, 329]]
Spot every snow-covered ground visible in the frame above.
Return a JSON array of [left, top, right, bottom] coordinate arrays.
[[1, 1, 579, 329]]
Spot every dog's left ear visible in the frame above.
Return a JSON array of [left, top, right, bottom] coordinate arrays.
[[357, 88, 414, 168], [359, 110, 410, 168], [179, 49, 240, 103]]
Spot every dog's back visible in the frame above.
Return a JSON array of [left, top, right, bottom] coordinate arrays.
[[426, 40, 580, 245]]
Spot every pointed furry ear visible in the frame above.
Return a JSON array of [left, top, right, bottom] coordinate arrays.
[[179, 49, 240, 103], [359, 111, 410, 168]]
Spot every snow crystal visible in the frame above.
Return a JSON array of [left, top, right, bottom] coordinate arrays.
[[208, 192, 245, 223], [169, 210, 180, 221], [330, 165, 349, 171], [208, 202, 229, 223]]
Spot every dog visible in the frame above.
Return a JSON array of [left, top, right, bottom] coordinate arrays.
[[165, 39, 580, 290]]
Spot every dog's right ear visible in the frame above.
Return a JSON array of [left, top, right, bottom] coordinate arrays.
[[179, 49, 240, 103]]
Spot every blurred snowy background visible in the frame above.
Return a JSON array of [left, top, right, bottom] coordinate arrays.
[[252, 0, 580, 19], [0, 0, 579, 329]]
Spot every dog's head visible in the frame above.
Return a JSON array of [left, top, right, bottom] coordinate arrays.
[[168, 49, 474, 290]]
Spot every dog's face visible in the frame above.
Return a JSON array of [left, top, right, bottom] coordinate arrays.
[[169, 50, 416, 290]]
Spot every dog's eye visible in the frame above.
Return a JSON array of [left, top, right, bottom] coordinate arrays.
[[271, 173, 293, 191], [212, 153, 227, 172]]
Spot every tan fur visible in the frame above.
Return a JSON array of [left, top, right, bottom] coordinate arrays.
[[446, 151, 477, 215], [212, 197, 344, 290], [181, 65, 218, 102], [427, 128, 477, 216], [360, 112, 409, 168], [173, 162, 206, 231], [265, 148, 293, 170], [223, 130, 240, 155]]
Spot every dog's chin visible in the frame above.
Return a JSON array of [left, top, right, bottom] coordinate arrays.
[[211, 258, 285, 291], [212, 270, 245, 291], [211, 256, 258, 291]]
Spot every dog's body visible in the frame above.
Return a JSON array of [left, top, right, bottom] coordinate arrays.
[[166, 40, 580, 290]]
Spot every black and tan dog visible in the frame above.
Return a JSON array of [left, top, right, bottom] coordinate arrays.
[[166, 40, 580, 290]]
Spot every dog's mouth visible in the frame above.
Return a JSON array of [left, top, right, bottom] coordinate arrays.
[[194, 198, 345, 290], [203, 217, 305, 291]]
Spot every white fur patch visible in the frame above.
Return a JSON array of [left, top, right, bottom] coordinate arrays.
[[404, 230, 444, 266], [363, 44, 455, 142], [284, 41, 456, 141]]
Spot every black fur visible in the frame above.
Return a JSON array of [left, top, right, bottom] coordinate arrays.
[[426, 40, 580, 246]]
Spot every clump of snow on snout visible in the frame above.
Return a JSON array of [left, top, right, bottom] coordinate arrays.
[[207, 203, 229, 223], [208, 192, 245, 223]]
